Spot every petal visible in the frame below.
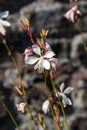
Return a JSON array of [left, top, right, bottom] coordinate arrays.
[[0, 24, 6, 35], [0, 19, 11, 26], [42, 100, 50, 114], [70, 12, 75, 23], [62, 94, 72, 105], [77, 10, 81, 15], [64, 10, 71, 19], [59, 83, 65, 92], [1, 11, 9, 18], [44, 50, 55, 58], [25, 56, 39, 64], [32, 45, 41, 55], [64, 87, 73, 94], [45, 42, 52, 51], [42, 60, 50, 70]]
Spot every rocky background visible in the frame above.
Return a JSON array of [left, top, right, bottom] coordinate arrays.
[[0, 0, 87, 130]]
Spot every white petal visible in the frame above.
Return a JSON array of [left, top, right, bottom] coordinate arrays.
[[44, 50, 55, 58], [0, 24, 6, 35], [62, 95, 72, 105], [77, 10, 81, 15], [64, 87, 73, 94], [32, 45, 41, 55], [60, 83, 65, 92], [1, 11, 9, 18], [42, 60, 50, 70], [42, 100, 50, 114], [70, 12, 75, 23], [0, 19, 11, 26], [25, 56, 39, 64]]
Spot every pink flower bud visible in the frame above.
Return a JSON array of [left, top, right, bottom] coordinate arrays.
[[64, 4, 81, 23]]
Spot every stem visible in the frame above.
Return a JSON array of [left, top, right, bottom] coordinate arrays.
[[0, 99, 20, 130], [50, 70, 69, 130], [0, 37, 33, 130], [77, 19, 87, 52], [44, 72, 58, 130]]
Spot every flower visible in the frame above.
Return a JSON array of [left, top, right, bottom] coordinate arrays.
[[42, 100, 50, 114], [25, 44, 55, 72], [16, 102, 26, 113], [0, 11, 11, 35], [64, 4, 81, 23], [56, 83, 73, 106]]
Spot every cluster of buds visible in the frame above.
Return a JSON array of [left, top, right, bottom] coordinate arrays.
[[64, 0, 81, 23]]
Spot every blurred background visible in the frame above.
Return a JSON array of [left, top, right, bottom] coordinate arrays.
[[0, 0, 87, 130]]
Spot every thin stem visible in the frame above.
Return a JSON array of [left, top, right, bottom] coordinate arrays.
[[0, 37, 33, 130], [0, 99, 20, 130], [50, 72, 69, 130], [44, 72, 58, 130], [77, 19, 87, 52]]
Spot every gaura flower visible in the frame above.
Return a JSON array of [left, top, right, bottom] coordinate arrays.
[[64, 4, 81, 23], [0, 11, 11, 35], [16, 102, 26, 113], [42, 99, 50, 114], [25, 44, 55, 72], [56, 83, 73, 106]]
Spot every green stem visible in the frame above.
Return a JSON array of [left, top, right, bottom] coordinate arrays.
[[50, 74, 69, 130], [1, 38, 33, 130], [44, 72, 58, 130], [0, 99, 20, 130], [77, 19, 87, 52]]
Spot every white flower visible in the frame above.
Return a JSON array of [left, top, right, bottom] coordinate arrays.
[[56, 83, 73, 106], [42, 100, 50, 114], [64, 5, 81, 23], [0, 11, 11, 35], [16, 102, 26, 113], [25, 45, 55, 72]]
